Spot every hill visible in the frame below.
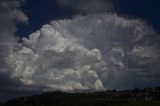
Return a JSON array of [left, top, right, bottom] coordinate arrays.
[[2, 87, 160, 106]]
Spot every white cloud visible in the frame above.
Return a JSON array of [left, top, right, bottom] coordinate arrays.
[[7, 24, 106, 91], [4, 13, 160, 91], [0, 1, 160, 97], [50, 13, 160, 89]]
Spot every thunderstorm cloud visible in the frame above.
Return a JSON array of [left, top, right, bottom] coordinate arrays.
[[5, 13, 160, 91], [0, 0, 160, 101]]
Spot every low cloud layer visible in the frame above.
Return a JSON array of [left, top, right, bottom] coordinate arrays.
[[0, 0, 160, 101]]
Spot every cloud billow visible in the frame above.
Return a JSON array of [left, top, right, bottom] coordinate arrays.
[[5, 13, 160, 92], [50, 14, 160, 89]]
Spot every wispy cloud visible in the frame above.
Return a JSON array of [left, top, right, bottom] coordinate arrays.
[[57, 0, 116, 14]]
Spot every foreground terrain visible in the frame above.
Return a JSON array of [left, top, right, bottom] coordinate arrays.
[[1, 87, 160, 106]]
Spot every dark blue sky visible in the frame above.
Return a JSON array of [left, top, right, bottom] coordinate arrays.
[[17, 0, 76, 37], [116, 0, 160, 31], [17, 0, 160, 37]]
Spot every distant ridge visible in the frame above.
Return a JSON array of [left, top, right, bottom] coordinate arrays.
[[2, 87, 160, 106]]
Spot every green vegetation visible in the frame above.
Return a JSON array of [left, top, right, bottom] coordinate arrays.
[[2, 87, 160, 106]]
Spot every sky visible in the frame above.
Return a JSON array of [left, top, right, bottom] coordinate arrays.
[[17, 0, 160, 37], [0, 0, 160, 101]]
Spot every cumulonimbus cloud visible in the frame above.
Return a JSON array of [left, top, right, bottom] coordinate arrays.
[[8, 24, 106, 91], [4, 13, 160, 92], [0, 0, 160, 101]]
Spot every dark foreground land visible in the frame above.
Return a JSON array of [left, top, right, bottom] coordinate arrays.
[[1, 87, 160, 106]]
